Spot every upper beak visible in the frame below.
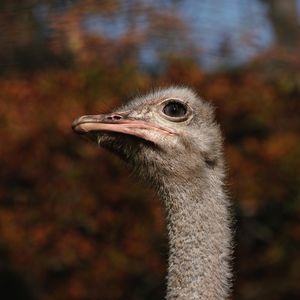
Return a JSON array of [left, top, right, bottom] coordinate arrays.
[[72, 112, 175, 143]]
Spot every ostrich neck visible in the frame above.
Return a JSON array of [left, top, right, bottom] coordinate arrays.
[[160, 170, 232, 300]]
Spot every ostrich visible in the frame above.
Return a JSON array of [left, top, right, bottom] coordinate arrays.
[[72, 87, 232, 299]]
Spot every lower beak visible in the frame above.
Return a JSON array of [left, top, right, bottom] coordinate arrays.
[[72, 113, 174, 143]]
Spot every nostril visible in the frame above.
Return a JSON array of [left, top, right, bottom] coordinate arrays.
[[105, 114, 123, 121]]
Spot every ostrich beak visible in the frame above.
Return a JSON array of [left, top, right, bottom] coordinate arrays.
[[72, 113, 175, 143]]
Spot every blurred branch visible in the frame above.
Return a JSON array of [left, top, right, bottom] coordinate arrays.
[[262, 0, 300, 47]]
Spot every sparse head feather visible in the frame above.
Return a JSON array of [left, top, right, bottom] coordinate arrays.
[[122, 86, 215, 124], [102, 87, 222, 181]]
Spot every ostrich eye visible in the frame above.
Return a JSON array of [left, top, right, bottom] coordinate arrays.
[[163, 101, 187, 118]]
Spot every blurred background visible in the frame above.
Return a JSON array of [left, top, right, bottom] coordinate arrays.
[[0, 0, 300, 299]]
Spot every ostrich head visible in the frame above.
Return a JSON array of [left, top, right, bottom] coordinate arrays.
[[72, 87, 223, 184]]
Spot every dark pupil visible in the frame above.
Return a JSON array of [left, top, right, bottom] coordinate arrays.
[[163, 101, 187, 117]]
